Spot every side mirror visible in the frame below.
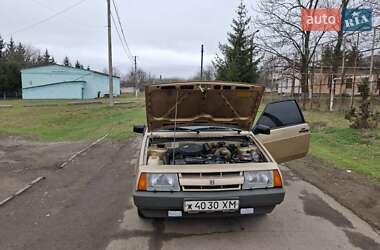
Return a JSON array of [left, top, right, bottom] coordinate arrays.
[[133, 125, 146, 134], [252, 124, 271, 135]]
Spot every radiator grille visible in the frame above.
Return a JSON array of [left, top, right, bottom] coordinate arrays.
[[180, 171, 243, 191]]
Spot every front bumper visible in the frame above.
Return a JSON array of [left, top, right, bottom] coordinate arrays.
[[133, 188, 285, 218]]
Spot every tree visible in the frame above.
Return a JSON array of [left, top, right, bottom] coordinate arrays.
[[213, 1, 260, 83], [42, 49, 54, 64], [345, 78, 379, 128], [256, 0, 328, 103], [15, 43, 27, 65], [5, 37, 16, 59], [75, 60, 81, 68], [0, 35, 4, 59], [190, 65, 215, 81], [63, 56, 71, 67]]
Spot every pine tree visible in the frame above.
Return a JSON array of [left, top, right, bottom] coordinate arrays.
[[213, 1, 260, 83], [43, 49, 51, 64], [37, 53, 44, 65], [75, 60, 81, 69], [15, 43, 26, 64], [63, 56, 71, 67], [5, 37, 16, 59], [0, 35, 4, 59]]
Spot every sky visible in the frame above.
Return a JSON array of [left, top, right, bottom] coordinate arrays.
[[0, 0, 258, 78]]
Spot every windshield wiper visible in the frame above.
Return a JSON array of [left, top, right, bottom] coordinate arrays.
[[161, 127, 198, 132], [161, 126, 241, 133], [195, 126, 241, 132]]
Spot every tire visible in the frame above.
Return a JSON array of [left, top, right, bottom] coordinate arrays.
[[137, 209, 147, 219]]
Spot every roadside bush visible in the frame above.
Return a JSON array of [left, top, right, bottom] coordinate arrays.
[[345, 78, 379, 129]]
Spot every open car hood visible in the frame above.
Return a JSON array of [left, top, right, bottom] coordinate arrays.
[[145, 82, 264, 131]]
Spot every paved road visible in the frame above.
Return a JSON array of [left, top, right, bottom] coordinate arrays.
[[0, 138, 379, 250]]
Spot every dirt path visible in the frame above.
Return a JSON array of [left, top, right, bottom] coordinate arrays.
[[287, 155, 380, 233], [0, 138, 140, 250], [0, 135, 87, 201]]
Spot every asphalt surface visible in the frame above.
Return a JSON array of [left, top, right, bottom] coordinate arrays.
[[0, 137, 380, 250]]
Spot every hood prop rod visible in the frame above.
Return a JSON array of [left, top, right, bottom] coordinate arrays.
[[172, 88, 179, 165]]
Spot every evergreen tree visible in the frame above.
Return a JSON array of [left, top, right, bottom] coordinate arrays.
[[75, 60, 81, 68], [5, 37, 16, 59], [213, 1, 260, 83], [15, 43, 27, 64], [43, 49, 51, 64], [36, 53, 44, 65], [0, 35, 4, 59], [0, 36, 6, 98], [63, 56, 71, 66]]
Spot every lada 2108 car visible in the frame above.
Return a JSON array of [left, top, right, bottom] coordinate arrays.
[[133, 82, 310, 218]]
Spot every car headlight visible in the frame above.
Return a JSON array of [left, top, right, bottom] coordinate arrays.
[[243, 170, 273, 189], [142, 173, 180, 191]]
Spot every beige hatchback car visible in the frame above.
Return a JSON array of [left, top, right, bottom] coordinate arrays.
[[133, 81, 310, 218]]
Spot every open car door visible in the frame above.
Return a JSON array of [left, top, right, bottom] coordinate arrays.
[[254, 100, 310, 163]]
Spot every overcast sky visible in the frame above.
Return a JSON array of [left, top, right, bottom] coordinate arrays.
[[1, 0, 259, 78]]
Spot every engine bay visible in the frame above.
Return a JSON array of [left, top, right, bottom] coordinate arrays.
[[147, 136, 268, 166]]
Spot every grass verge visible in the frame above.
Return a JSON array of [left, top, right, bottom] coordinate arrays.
[[304, 110, 380, 181], [0, 97, 146, 141]]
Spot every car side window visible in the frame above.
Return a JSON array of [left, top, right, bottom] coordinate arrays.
[[256, 100, 305, 129]]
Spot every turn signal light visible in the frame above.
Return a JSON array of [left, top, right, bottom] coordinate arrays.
[[137, 173, 147, 191], [273, 170, 283, 188]]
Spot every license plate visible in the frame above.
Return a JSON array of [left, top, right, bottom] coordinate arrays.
[[184, 200, 239, 212]]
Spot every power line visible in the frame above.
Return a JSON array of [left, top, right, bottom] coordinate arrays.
[[111, 0, 133, 58], [111, 0, 137, 68], [29, 0, 101, 30], [111, 13, 134, 65], [10, 0, 89, 35]]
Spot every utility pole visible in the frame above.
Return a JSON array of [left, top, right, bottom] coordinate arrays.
[[271, 57, 275, 93], [329, 47, 335, 112], [340, 36, 346, 107], [200, 44, 204, 81], [310, 53, 315, 110], [351, 33, 360, 109], [291, 54, 296, 97], [107, 0, 114, 106], [134, 56, 138, 97], [369, 27, 377, 98]]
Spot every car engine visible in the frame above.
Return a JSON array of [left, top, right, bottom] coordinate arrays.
[[147, 140, 267, 165]]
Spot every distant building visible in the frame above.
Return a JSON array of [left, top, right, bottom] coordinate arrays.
[[273, 67, 380, 96], [121, 87, 138, 94], [21, 64, 120, 99], [273, 72, 303, 95], [312, 68, 380, 96]]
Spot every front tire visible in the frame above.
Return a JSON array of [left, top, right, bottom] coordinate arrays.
[[137, 209, 147, 219]]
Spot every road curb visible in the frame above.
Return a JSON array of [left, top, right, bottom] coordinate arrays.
[[0, 176, 46, 207], [58, 134, 109, 169]]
